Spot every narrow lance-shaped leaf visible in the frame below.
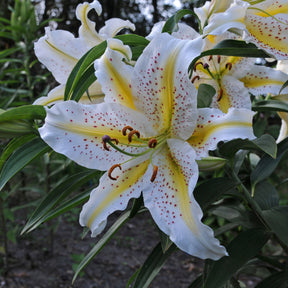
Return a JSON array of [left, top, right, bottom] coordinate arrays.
[[0, 137, 50, 192], [133, 242, 178, 288], [189, 40, 270, 74], [0, 105, 46, 122], [72, 209, 133, 283], [64, 41, 107, 100], [253, 100, 288, 113], [21, 169, 101, 234]]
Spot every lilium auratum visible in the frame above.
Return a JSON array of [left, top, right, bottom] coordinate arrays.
[[192, 33, 288, 113], [195, 0, 288, 59], [39, 33, 255, 259], [33, 0, 135, 106]]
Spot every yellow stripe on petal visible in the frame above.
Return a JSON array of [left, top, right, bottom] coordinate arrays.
[[103, 56, 135, 110], [187, 108, 255, 158], [87, 159, 150, 228], [189, 121, 252, 147]]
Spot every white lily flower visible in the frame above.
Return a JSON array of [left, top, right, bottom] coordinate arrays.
[[39, 33, 255, 259], [192, 33, 288, 113], [34, 0, 135, 84], [195, 0, 288, 59]]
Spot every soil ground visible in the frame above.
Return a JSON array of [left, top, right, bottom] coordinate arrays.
[[0, 210, 206, 288]]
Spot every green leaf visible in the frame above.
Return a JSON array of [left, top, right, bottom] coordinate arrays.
[[194, 178, 238, 211], [279, 79, 288, 95], [0, 105, 46, 122], [253, 181, 279, 210], [251, 137, 288, 186], [0, 134, 35, 171], [253, 100, 288, 112], [31, 189, 91, 225], [133, 242, 178, 288], [262, 206, 288, 247], [255, 271, 286, 288], [189, 40, 270, 73], [21, 169, 101, 234], [72, 209, 133, 283], [115, 34, 149, 60], [64, 41, 107, 101], [204, 229, 269, 288], [0, 137, 50, 192], [162, 9, 199, 34], [69, 65, 96, 102], [218, 134, 277, 159], [197, 84, 215, 108]]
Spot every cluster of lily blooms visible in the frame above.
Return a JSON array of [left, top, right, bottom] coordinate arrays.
[[34, 0, 288, 259]]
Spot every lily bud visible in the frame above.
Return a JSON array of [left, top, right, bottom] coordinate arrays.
[[196, 156, 226, 171]]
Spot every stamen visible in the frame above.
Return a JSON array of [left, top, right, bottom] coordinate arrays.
[[128, 130, 140, 143], [191, 75, 200, 83], [217, 55, 221, 64], [193, 62, 204, 71], [122, 125, 134, 136], [203, 63, 209, 69], [225, 62, 233, 70], [108, 164, 122, 180], [217, 88, 223, 102], [150, 165, 158, 182], [102, 135, 119, 151], [208, 55, 213, 61], [148, 138, 157, 148]]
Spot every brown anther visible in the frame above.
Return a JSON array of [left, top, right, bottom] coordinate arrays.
[[150, 165, 158, 182], [108, 164, 122, 180], [217, 55, 221, 64], [225, 62, 233, 70], [217, 88, 223, 102], [128, 130, 140, 143], [148, 138, 157, 148], [193, 62, 204, 71], [122, 125, 134, 136], [191, 75, 200, 83], [102, 136, 119, 151], [208, 55, 213, 61]]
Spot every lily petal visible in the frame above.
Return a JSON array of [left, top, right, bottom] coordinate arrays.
[[188, 107, 255, 159], [132, 33, 204, 138], [34, 28, 87, 84], [80, 157, 151, 237], [244, 12, 288, 59], [94, 38, 135, 109], [212, 75, 252, 112], [39, 101, 153, 170], [99, 18, 135, 39], [143, 139, 227, 259], [203, 1, 248, 35], [146, 21, 200, 40], [277, 112, 288, 143], [33, 82, 104, 106], [241, 65, 288, 95], [76, 1, 103, 47]]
